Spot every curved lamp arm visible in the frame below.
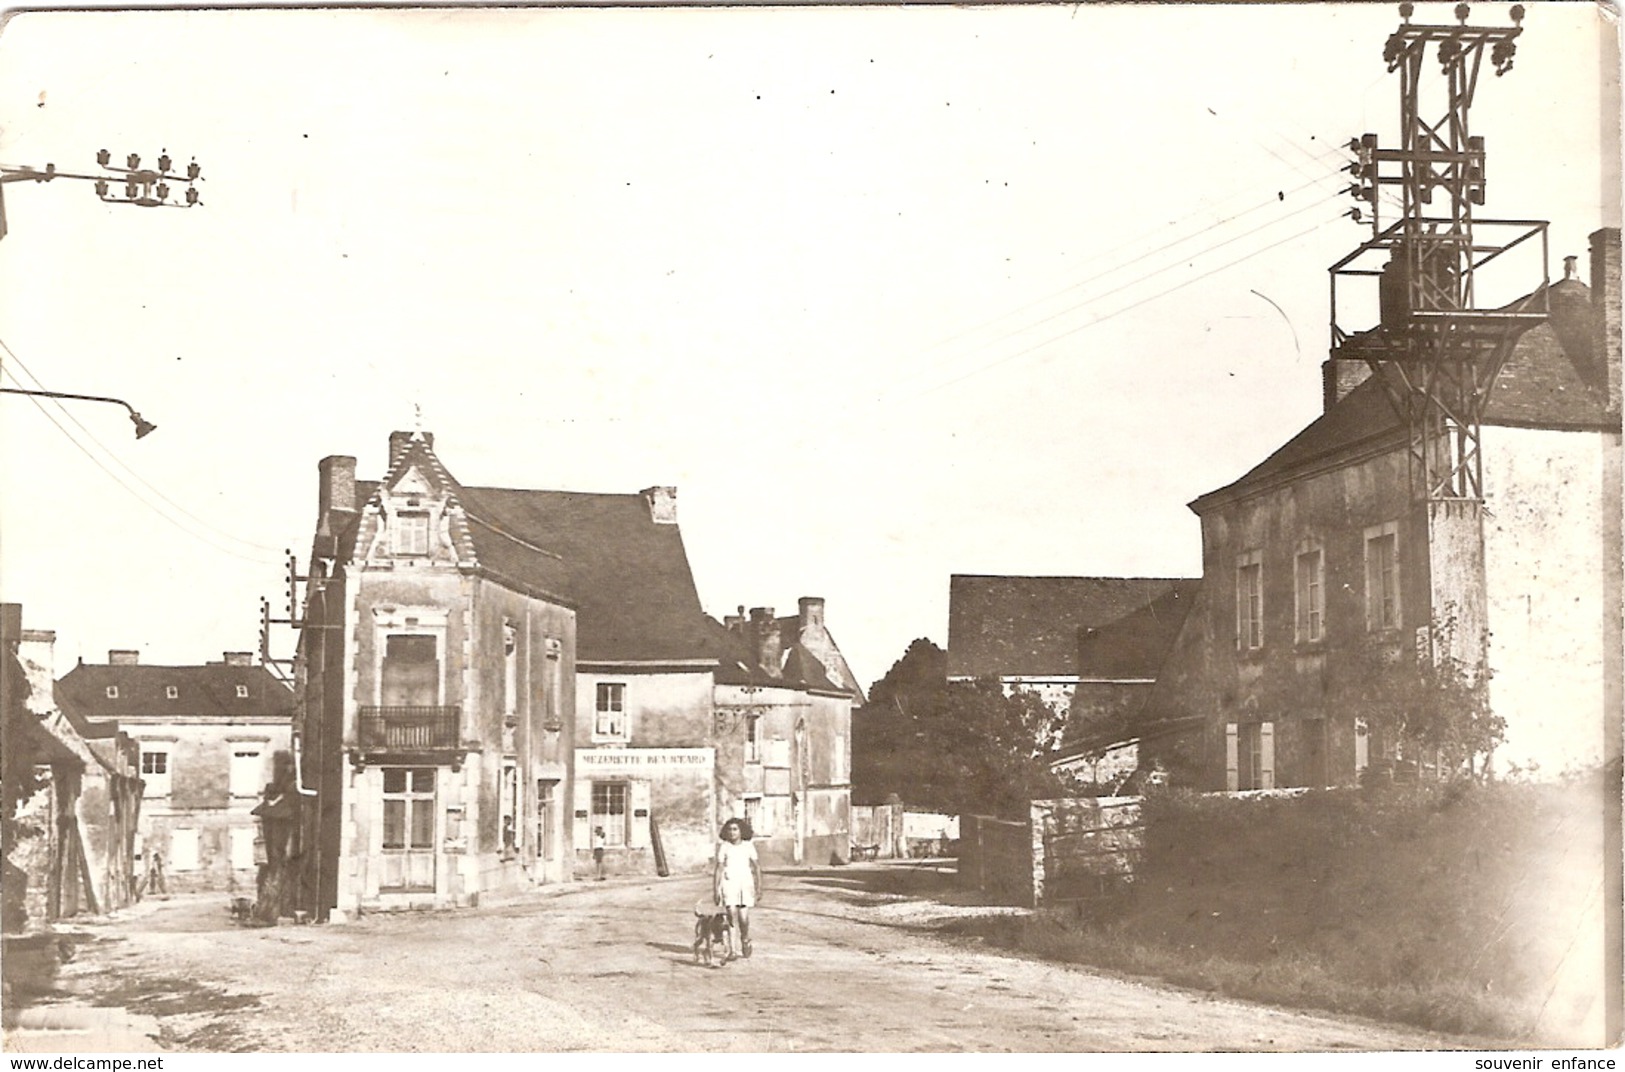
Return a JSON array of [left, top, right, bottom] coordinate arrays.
[[0, 386, 156, 438]]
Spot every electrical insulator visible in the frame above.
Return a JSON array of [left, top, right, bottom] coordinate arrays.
[[1467, 135, 1486, 205], [187, 161, 200, 181], [96, 149, 110, 167], [126, 153, 140, 170], [158, 153, 172, 174], [155, 183, 170, 201], [185, 188, 199, 206], [94, 179, 108, 197]]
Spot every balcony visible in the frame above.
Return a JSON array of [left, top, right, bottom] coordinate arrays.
[[358, 706, 461, 752]]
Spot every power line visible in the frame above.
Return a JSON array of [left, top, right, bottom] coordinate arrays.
[[886, 170, 1346, 390], [883, 192, 1344, 400], [0, 366, 281, 566], [0, 336, 286, 555], [906, 212, 1343, 400]]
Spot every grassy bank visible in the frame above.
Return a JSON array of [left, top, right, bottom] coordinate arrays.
[[944, 772, 1616, 1044]]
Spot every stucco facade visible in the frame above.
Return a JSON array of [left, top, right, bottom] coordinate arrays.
[[296, 433, 578, 920], [57, 650, 289, 894], [1481, 425, 1622, 776], [1145, 230, 1621, 790]]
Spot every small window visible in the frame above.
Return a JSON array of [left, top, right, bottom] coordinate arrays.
[[744, 714, 762, 763], [1295, 546, 1325, 644], [235, 684, 249, 699], [394, 511, 430, 556], [165, 685, 179, 700], [595, 683, 626, 738], [140, 750, 171, 798], [105, 685, 119, 699], [1365, 523, 1401, 632], [1235, 550, 1264, 651], [229, 750, 263, 797]]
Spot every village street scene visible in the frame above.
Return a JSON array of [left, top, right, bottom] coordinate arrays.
[[0, 1, 1618, 1059]]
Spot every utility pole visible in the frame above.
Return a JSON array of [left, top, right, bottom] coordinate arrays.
[[1328, 2, 1549, 668], [0, 147, 202, 240]]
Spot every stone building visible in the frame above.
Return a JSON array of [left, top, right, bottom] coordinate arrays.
[[57, 648, 291, 893], [293, 431, 862, 911], [294, 432, 577, 920], [711, 600, 863, 868], [1143, 229, 1621, 789]]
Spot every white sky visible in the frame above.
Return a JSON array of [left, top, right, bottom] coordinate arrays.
[[0, 2, 1615, 689]]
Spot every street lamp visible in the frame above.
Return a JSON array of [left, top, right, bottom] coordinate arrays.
[[0, 387, 156, 439]]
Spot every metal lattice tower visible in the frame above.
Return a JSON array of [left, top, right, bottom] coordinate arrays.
[[1329, 2, 1549, 504]]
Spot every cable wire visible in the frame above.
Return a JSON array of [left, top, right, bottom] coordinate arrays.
[[0, 335, 286, 555], [905, 211, 1344, 400], [0, 366, 281, 566]]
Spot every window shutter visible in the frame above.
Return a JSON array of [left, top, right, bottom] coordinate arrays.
[[572, 777, 592, 849], [1260, 722, 1276, 790], [628, 780, 651, 849], [1225, 724, 1240, 792]]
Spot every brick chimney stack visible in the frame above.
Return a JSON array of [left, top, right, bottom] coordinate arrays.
[[797, 597, 826, 642], [108, 650, 139, 666], [317, 455, 357, 537], [749, 607, 781, 676]]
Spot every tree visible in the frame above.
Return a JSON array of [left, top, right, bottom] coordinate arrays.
[[1346, 613, 1504, 781], [853, 638, 1067, 817]]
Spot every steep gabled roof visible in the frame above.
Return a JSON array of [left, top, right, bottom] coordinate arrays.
[[1076, 579, 1203, 680], [1194, 276, 1616, 512], [947, 575, 1193, 678], [57, 663, 294, 720], [459, 487, 714, 663]]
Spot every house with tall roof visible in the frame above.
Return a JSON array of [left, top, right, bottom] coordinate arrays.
[[294, 432, 578, 920], [709, 600, 864, 868], [293, 431, 864, 915], [57, 648, 291, 894], [1141, 229, 1621, 790], [946, 574, 1197, 738]]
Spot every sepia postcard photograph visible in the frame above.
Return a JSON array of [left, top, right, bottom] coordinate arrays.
[[0, 0, 1618, 1060]]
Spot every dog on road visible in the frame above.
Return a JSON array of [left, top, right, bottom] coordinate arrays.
[[693, 903, 732, 966]]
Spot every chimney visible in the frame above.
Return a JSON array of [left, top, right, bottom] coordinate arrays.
[[0, 604, 20, 646], [1549, 254, 1598, 386], [749, 607, 781, 676], [108, 650, 139, 666], [1321, 357, 1372, 412], [641, 486, 678, 525], [797, 597, 826, 641], [724, 605, 747, 630], [223, 652, 253, 667], [1591, 228, 1622, 421], [17, 631, 55, 691], [317, 455, 358, 536], [388, 430, 433, 470]]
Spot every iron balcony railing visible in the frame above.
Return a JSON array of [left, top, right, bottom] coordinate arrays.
[[358, 705, 461, 750]]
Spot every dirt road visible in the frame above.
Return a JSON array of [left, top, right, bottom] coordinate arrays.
[[5, 862, 1493, 1052]]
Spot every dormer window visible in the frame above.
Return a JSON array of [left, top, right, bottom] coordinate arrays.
[[165, 685, 179, 700], [395, 511, 430, 556], [235, 684, 249, 699], [105, 685, 119, 699]]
